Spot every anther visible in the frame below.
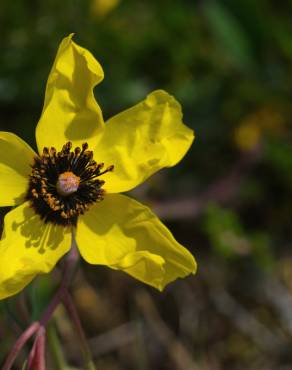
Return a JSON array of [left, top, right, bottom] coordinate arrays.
[[50, 147, 57, 156], [75, 147, 81, 155], [99, 165, 114, 176]]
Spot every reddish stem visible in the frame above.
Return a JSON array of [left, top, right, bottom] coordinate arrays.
[[27, 327, 46, 370], [27, 336, 37, 369], [2, 322, 40, 370], [35, 327, 46, 370], [2, 243, 79, 370], [36, 243, 79, 329], [63, 290, 91, 360]]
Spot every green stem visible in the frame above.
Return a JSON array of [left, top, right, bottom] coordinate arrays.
[[47, 324, 68, 370]]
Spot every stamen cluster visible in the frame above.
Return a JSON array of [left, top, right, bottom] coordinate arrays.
[[26, 142, 113, 226]]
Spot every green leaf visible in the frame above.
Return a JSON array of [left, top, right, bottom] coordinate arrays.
[[28, 275, 57, 321], [204, 204, 247, 259], [265, 138, 292, 184], [203, 1, 254, 71]]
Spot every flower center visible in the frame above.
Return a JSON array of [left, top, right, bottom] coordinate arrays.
[[56, 171, 80, 196], [26, 142, 114, 226]]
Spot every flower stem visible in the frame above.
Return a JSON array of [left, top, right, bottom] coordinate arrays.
[[63, 290, 96, 370], [2, 322, 40, 370], [40, 244, 78, 327], [2, 243, 80, 370], [35, 327, 46, 370], [27, 326, 46, 370]]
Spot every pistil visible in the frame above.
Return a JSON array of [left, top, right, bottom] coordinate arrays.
[[56, 172, 80, 196]]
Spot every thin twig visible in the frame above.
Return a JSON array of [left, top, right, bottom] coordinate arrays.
[[152, 147, 261, 220], [135, 289, 198, 370], [63, 291, 90, 357], [63, 290, 96, 370], [89, 322, 137, 356], [261, 275, 292, 336], [200, 264, 283, 352]]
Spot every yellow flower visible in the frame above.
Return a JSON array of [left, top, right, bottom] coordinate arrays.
[[234, 107, 286, 151], [0, 34, 196, 300], [90, 0, 120, 19], [234, 122, 261, 151]]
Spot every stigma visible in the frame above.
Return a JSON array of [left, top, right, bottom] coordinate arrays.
[[56, 172, 80, 196]]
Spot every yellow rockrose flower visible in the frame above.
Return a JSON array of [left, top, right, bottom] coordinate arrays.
[[0, 34, 196, 300]]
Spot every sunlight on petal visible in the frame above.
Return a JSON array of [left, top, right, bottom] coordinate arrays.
[[0, 132, 36, 206], [75, 194, 196, 290], [36, 34, 104, 153], [94, 90, 194, 193], [0, 202, 71, 299]]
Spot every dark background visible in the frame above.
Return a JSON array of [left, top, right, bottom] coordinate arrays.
[[1, 1, 292, 369]]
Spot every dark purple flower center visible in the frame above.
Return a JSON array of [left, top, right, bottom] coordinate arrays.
[[26, 142, 113, 226]]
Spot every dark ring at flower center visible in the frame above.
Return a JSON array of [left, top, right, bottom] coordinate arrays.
[[26, 142, 114, 226]]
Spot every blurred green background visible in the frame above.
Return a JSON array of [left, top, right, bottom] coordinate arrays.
[[1, 0, 292, 369]]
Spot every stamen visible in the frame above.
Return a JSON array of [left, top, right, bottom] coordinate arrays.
[[26, 141, 113, 226]]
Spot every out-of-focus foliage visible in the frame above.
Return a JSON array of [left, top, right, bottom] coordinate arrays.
[[1, 0, 292, 369], [204, 203, 275, 270]]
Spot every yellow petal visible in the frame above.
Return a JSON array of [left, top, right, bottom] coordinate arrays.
[[75, 194, 196, 290], [0, 202, 71, 300], [0, 132, 36, 206], [36, 34, 104, 153], [94, 90, 194, 193]]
